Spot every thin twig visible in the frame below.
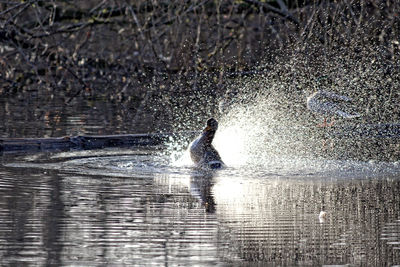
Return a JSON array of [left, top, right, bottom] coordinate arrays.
[[243, 0, 299, 27]]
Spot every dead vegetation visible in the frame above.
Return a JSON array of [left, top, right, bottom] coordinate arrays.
[[0, 0, 399, 134]]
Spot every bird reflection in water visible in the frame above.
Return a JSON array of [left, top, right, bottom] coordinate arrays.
[[187, 118, 226, 212], [190, 171, 216, 213]]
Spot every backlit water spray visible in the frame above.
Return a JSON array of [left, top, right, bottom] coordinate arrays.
[[171, 48, 400, 177], [213, 94, 400, 178], [213, 95, 325, 175]]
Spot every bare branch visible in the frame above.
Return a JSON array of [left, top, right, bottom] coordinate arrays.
[[243, 0, 299, 27]]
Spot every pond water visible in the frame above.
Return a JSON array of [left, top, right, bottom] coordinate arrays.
[[1, 145, 400, 266], [1, 90, 400, 266]]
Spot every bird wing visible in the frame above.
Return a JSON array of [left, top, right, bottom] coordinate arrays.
[[316, 90, 353, 102], [307, 91, 361, 118]]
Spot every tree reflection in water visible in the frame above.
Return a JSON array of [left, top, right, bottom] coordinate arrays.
[[0, 151, 400, 266]]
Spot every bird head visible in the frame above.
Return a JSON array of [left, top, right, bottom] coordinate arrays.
[[204, 118, 218, 131]]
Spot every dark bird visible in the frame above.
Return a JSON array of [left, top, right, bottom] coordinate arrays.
[[189, 118, 224, 169]]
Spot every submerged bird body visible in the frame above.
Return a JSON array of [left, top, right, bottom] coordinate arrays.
[[189, 118, 224, 169]]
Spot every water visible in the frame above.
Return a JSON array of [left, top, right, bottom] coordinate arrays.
[[1, 49, 400, 265], [1, 143, 400, 266]]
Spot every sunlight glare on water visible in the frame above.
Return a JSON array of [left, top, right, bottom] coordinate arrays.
[[208, 94, 400, 179], [213, 119, 252, 167], [214, 94, 307, 167], [213, 95, 306, 169], [167, 99, 400, 180], [170, 146, 193, 167], [2, 143, 400, 266]]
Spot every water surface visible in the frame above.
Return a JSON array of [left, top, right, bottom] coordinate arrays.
[[1, 147, 400, 266]]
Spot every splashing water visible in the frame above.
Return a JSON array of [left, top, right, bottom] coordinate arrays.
[[210, 94, 400, 178], [214, 94, 311, 166], [170, 46, 400, 178]]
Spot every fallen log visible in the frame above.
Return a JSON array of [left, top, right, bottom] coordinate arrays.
[[0, 132, 199, 154], [1, 123, 399, 161]]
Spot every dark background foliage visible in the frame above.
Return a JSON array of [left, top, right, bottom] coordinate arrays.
[[1, 0, 399, 136]]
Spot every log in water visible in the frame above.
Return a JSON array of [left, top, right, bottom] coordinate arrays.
[[0, 123, 399, 161], [0, 132, 199, 154]]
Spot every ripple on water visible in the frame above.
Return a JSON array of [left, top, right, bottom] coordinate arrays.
[[1, 147, 400, 266], [0, 162, 236, 266], [3, 146, 400, 180], [381, 220, 400, 249]]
